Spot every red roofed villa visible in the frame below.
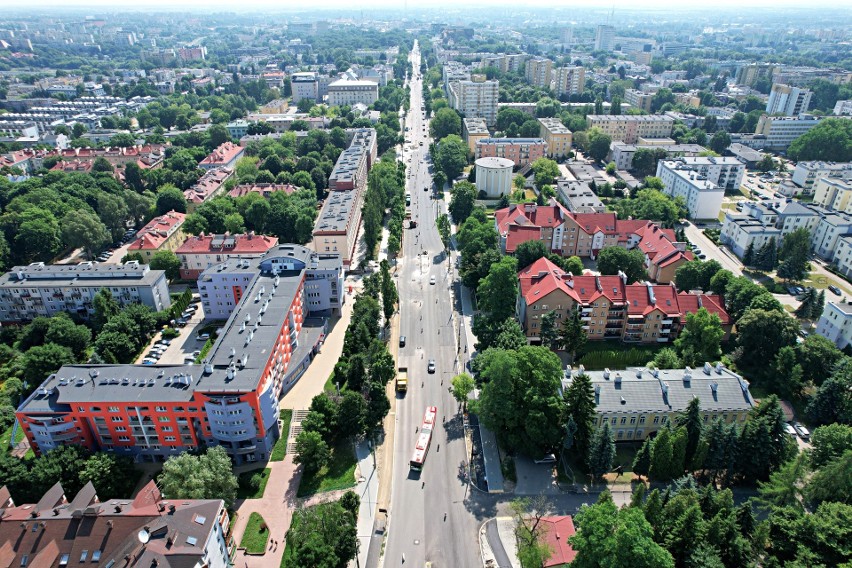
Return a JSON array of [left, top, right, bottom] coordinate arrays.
[[126, 210, 188, 262], [176, 232, 279, 279], [199, 142, 244, 170], [517, 257, 731, 343]]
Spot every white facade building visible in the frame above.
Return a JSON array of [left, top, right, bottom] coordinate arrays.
[[326, 79, 379, 107], [594, 25, 616, 51], [553, 66, 585, 97], [834, 100, 852, 116], [290, 72, 319, 103], [813, 177, 852, 213], [448, 79, 499, 127], [766, 83, 812, 116], [811, 212, 852, 261], [656, 160, 725, 219], [792, 162, 852, 192], [666, 156, 746, 192], [816, 300, 852, 350], [475, 157, 514, 198]]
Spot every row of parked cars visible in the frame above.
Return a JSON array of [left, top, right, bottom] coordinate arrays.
[[95, 229, 137, 262], [785, 421, 810, 441]]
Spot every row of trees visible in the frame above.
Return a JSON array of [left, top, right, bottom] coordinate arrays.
[[363, 158, 406, 261], [294, 269, 396, 475]]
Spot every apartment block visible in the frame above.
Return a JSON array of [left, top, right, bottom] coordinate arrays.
[[16, 245, 340, 464], [0, 260, 170, 323], [516, 257, 730, 344], [462, 117, 490, 155], [566, 363, 754, 442], [624, 89, 653, 112], [475, 137, 546, 167], [553, 66, 585, 97], [594, 25, 616, 52], [199, 142, 245, 171], [447, 79, 499, 127], [834, 100, 852, 115], [735, 63, 780, 87], [664, 156, 746, 192], [0, 481, 231, 568], [811, 211, 852, 261], [585, 115, 675, 144], [813, 177, 852, 213], [537, 118, 573, 158], [556, 180, 605, 213], [327, 79, 379, 107], [792, 162, 852, 193], [752, 114, 834, 151], [525, 57, 553, 89], [816, 300, 852, 350], [656, 160, 725, 219], [829, 236, 852, 280], [766, 83, 812, 116], [609, 142, 706, 171], [176, 233, 279, 280], [183, 167, 234, 211], [126, 210, 188, 262], [495, 203, 691, 283]]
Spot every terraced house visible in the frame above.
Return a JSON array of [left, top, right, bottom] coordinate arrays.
[[516, 257, 731, 344]]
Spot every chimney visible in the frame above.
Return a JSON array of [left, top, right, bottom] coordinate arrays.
[[614, 373, 622, 385]]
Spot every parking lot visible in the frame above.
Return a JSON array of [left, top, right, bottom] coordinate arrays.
[[134, 301, 213, 365]]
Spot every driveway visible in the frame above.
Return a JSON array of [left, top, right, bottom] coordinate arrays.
[[514, 455, 559, 495], [683, 222, 743, 276], [134, 313, 209, 364]]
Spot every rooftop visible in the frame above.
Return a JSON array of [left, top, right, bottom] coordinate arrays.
[[0, 261, 165, 290], [127, 211, 186, 252], [199, 142, 244, 167], [176, 233, 278, 255]]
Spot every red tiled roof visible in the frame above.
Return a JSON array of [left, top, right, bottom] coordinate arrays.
[[539, 516, 577, 567], [176, 233, 278, 255], [200, 142, 244, 167], [506, 225, 544, 254], [693, 293, 731, 325], [634, 222, 689, 269], [127, 211, 186, 251], [626, 283, 682, 316], [183, 168, 233, 204]]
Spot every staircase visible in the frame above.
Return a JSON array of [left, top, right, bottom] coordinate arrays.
[[286, 409, 310, 454]]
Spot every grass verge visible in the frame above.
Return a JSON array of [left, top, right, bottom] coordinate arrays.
[[239, 512, 269, 554], [280, 512, 301, 567], [194, 338, 213, 363], [237, 468, 271, 499], [0, 422, 24, 452], [271, 409, 293, 461], [296, 443, 357, 498]]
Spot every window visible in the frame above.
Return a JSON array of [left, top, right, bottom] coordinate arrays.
[[80, 551, 88, 562], [111, 416, 122, 422], [20, 556, 27, 567], [92, 552, 101, 563], [620, 417, 627, 425], [653, 416, 660, 424], [59, 555, 69, 566], [610, 417, 616, 425], [639, 416, 646, 424]]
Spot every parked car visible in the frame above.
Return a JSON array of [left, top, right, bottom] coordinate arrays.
[[142, 359, 157, 365], [399, 335, 406, 347], [792, 422, 810, 441], [198, 333, 210, 341], [784, 423, 797, 437], [427, 359, 436, 373], [534, 454, 557, 464], [697, 253, 707, 260], [158, 339, 172, 346], [829, 285, 841, 295], [429, 276, 436, 285]]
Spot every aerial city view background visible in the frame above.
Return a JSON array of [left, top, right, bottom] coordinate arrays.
[[0, 3, 850, 567]]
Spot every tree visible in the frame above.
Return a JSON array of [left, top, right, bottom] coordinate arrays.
[[787, 118, 852, 162], [777, 228, 811, 281], [809, 423, 852, 468], [155, 184, 188, 214], [651, 88, 676, 113], [756, 453, 807, 510], [649, 426, 678, 481], [674, 308, 724, 366], [677, 397, 704, 470], [563, 372, 596, 459], [511, 495, 554, 568], [430, 107, 462, 139], [805, 450, 852, 506], [450, 373, 475, 412], [774, 346, 805, 399], [709, 131, 732, 154], [436, 134, 468, 180], [448, 180, 478, 225], [478, 347, 566, 455], [588, 422, 616, 481], [570, 492, 675, 568], [477, 256, 519, 326], [20, 343, 76, 386], [514, 240, 550, 270], [159, 447, 238, 507], [149, 250, 181, 280], [558, 309, 587, 363], [612, 188, 686, 228], [735, 309, 799, 367], [436, 214, 451, 251], [531, 158, 560, 189], [596, 247, 647, 283], [60, 210, 109, 260], [737, 396, 795, 482], [224, 212, 245, 233], [742, 242, 755, 266], [78, 453, 137, 501], [586, 128, 613, 163], [806, 360, 852, 425], [285, 500, 358, 568], [631, 147, 669, 177], [336, 390, 367, 440], [44, 313, 91, 359], [539, 310, 559, 349], [294, 430, 331, 475], [91, 288, 120, 333], [633, 439, 652, 480]]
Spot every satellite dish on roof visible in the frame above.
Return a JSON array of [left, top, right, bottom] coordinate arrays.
[[138, 529, 150, 544]]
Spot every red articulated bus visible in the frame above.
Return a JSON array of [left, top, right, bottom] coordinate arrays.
[[410, 406, 437, 471]]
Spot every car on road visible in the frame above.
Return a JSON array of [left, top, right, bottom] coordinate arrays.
[[427, 359, 436, 373], [783, 423, 797, 437], [792, 422, 810, 441], [399, 335, 406, 347], [829, 285, 841, 295], [534, 454, 557, 464], [429, 276, 435, 285]]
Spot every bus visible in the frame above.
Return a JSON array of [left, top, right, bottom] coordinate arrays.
[[410, 406, 437, 471]]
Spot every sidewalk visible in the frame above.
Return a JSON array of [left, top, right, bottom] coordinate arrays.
[[353, 441, 379, 568]]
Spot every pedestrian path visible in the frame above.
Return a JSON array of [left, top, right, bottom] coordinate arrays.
[[352, 440, 379, 568]]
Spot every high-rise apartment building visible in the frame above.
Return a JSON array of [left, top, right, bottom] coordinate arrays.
[[594, 25, 616, 52], [766, 83, 812, 116], [448, 79, 499, 127], [553, 66, 585, 97], [525, 57, 553, 88]]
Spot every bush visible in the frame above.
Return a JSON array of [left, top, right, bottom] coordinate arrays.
[[161, 327, 180, 339]]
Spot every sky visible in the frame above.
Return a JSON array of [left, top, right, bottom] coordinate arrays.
[[14, 0, 852, 10]]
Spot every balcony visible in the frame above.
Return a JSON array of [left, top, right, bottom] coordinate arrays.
[[661, 319, 673, 326], [232, 445, 257, 454], [660, 328, 671, 334], [581, 316, 591, 322]]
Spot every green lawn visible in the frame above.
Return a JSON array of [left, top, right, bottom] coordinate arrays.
[[576, 342, 660, 370], [0, 422, 23, 452], [280, 512, 301, 567], [296, 444, 357, 498], [237, 468, 271, 499], [271, 409, 293, 461], [194, 338, 213, 363], [239, 512, 270, 554]]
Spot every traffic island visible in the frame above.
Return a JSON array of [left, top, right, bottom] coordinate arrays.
[[239, 512, 270, 555]]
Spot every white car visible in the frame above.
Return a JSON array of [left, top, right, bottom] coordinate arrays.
[[534, 454, 557, 464], [429, 276, 436, 285]]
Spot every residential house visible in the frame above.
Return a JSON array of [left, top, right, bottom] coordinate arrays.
[[126, 210, 188, 262]]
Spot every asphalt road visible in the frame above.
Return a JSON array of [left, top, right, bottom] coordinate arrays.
[[380, 42, 482, 568]]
